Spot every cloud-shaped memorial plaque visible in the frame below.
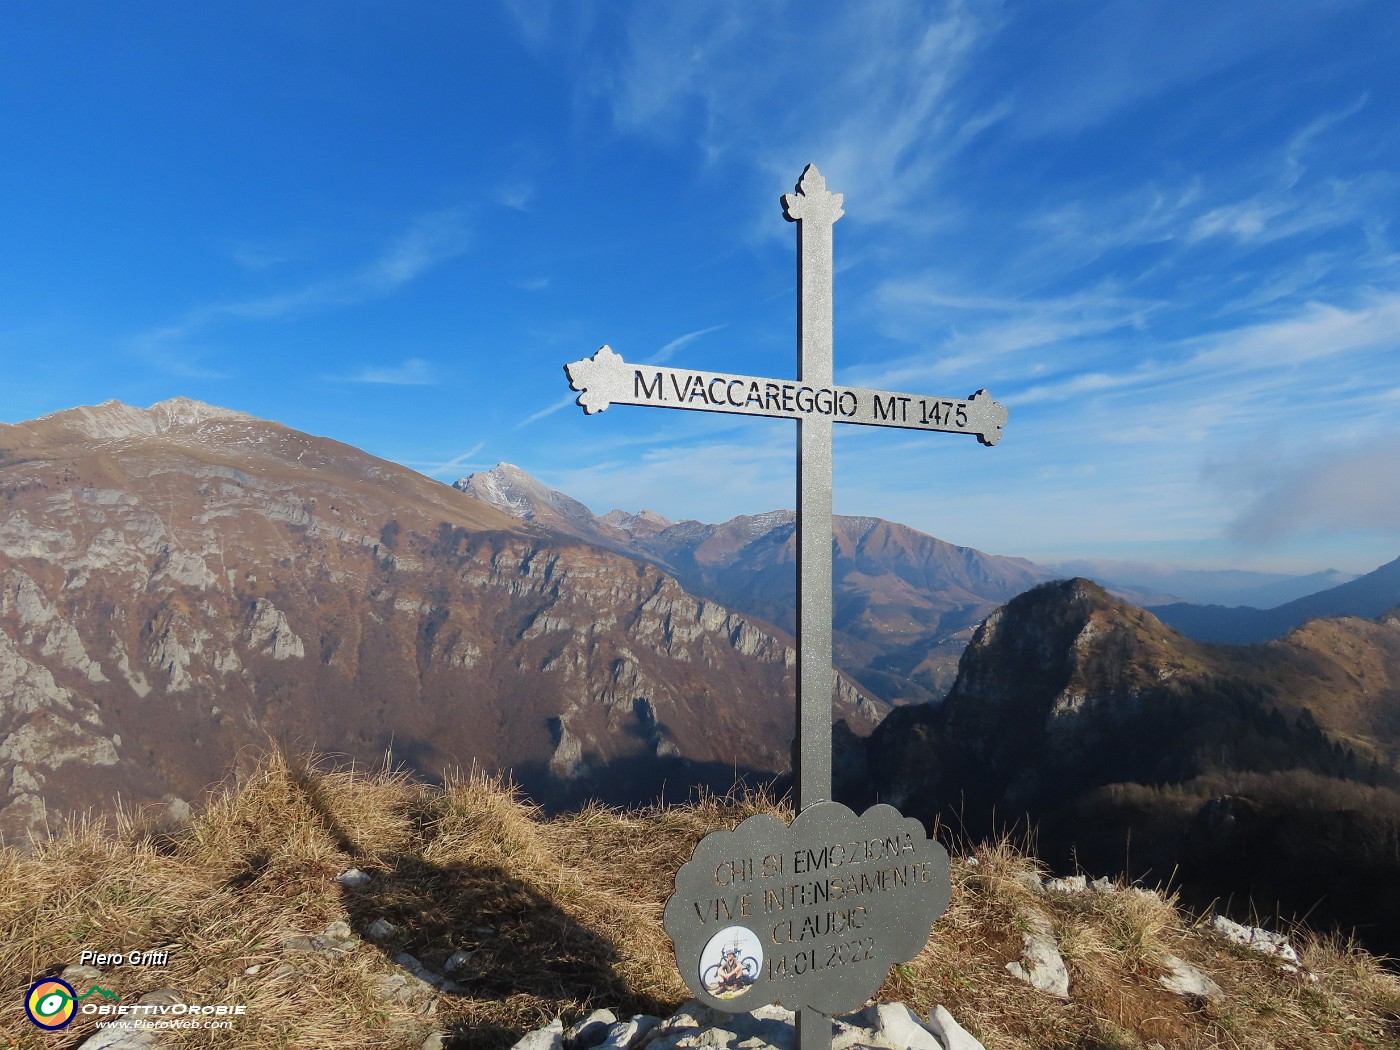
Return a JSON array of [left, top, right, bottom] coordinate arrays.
[[663, 800, 950, 1016]]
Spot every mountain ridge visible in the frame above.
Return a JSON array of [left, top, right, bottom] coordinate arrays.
[[456, 462, 1058, 703], [0, 399, 878, 841]]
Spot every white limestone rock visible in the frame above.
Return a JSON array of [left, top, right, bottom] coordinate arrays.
[[598, 1016, 662, 1050], [1211, 915, 1300, 965], [393, 952, 465, 994], [246, 599, 305, 660], [512, 1018, 565, 1050], [281, 921, 358, 954], [0, 628, 80, 717], [1005, 911, 1070, 998], [152, 547, 217, 589], [367, 917, 399, 941], [836, 1002, 940, 1050], [566, 1008, 619, 1048], [78, 988, 183, 1048], [78, 1021, 161, 1048], [1158, 954, 1223, 1000], [1013, 871, 1045, 894], [335, 867, 372, 888], [547, 718, 589, 780], [0, 711, 119, 769], [444, 950, 474, 973], [926, 1005, 987, 1050], [160, 797, 191, 826]]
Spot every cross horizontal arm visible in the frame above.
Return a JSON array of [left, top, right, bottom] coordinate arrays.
[[565, 345, 1008, 446]]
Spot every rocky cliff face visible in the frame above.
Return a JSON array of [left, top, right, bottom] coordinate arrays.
[[856, 579, 1214, 814], [850, 578, 1400, 957], [0, 399, 878, 841], [457, 464, 1056, 704]]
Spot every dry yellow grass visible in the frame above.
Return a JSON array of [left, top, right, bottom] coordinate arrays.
[[0, 752, 1395, 1050]]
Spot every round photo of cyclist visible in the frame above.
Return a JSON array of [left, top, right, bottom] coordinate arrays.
[[698, 926, 762, 1001]]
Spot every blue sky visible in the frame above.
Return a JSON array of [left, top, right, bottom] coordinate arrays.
[[3, 1, 1398, 575]]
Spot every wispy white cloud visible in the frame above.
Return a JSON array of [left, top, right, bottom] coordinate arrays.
[[328, 357, 439, 386], [519, 394, 577, 428], [995, 2, 1361, 140], [369, 208, 470, 288], [1284, 94, 1372, 181], [226, 239, 296, 271], [135, 347, 233, 381], [578, 1, 1001, 227], [411, 441, 487, 480], [1019, 98, 1385, 308], [647, 323, 725, 364], [1001, 290, 1400, 445], [495, 182, 535, 211], [1186, 291, 1400, 373], [1185, 174, 1380, 248], [852, 279, 1156, 390], [1012, 370, 1144, 407], [1028, 182, 1203, 260], [516, 276, 551, 291], [132, 207, 471, 360]]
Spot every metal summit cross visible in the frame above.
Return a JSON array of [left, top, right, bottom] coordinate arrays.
[[564, 166, 1007, 1048]]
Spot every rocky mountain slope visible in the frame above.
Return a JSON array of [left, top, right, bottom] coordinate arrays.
[[0, 399, 879, 842], [1148, 555, 1400, 642], [457, 464, 1056, 703], [848, 578, 1400, 955]]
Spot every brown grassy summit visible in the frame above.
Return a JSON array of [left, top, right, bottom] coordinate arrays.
[[2, 753, 1397, 1049]]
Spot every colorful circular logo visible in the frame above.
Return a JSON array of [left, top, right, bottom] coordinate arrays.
[[26, 979, 77, 1030]]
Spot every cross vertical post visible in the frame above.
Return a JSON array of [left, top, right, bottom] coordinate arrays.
[[783, 164, 844, 1050]]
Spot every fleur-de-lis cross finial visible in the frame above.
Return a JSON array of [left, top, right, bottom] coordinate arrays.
[[781, 164, 845, 225]]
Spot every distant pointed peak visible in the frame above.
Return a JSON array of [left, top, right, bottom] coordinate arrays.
[[454, 462, 597, 529], [454, 462, 541, 492]]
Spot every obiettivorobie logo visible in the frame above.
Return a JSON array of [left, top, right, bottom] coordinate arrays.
[[24, 980, 119, 1030]]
